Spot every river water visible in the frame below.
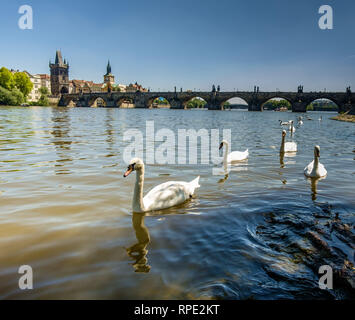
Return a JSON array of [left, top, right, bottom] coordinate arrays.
[[0, 106, 354, 299]]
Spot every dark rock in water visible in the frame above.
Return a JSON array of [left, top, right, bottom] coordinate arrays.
[[256, 204, 355, 299]]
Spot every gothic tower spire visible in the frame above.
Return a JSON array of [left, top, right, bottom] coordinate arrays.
[[106, 60, 112, 75]]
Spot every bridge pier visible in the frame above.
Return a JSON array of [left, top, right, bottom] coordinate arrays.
[[134, 95, 148, 108], [206, 104, 222, 110], [339, 102, 353, 114], [169, 99, 185, 109], [292, 101, 307, 112], [248, 104, 262, 111]]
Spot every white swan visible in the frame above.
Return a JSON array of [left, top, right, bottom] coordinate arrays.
[[219, 140, 249, 165], [304, 146, 327, 178], [124, 158, 200, 213], [279, 120, 291, 126], [288, 120, 296, 133], [280, 130, 297, 153]]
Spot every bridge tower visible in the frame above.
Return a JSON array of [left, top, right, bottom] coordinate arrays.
[[104, 60, 115, 86], [50, 50, 69, 96]]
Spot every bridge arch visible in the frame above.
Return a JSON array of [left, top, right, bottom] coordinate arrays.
[[306, 98, 339, 112], [89, 96, 107, 108], [220, 97, 249, 110], [183, 96, 208, 109], [147, 96, 171, 108], [260, 96, 293, 111], [60, 86, 69, 94], [67, 99, 77, 107], [116, 97, 135, 108]]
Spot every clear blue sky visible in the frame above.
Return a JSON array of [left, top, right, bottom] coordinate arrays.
[[0, 0, 354, 92]]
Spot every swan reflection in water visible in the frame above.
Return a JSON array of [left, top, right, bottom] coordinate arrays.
[[308, 177, 325, 201], [215, 161, 248, 184], [279, 151, 297, 169], [127, 212, 151, 273]]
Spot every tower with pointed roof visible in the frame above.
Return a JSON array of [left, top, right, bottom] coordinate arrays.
[[103, 60, 115, 87], [49, 50, 69, 96]]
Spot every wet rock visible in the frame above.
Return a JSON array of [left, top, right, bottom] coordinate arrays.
[[306, 231, 333, 256]]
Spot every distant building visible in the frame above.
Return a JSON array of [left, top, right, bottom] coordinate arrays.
[[103, 60, 115, 86], [69, 60, 127, 93], [49, 50, 69, 96], [126, 82, 148, 92], [69, 80, 105, 94], [24, 71, 41, 102], [38, 74, 51, 93], [48, 52, 130, 94]]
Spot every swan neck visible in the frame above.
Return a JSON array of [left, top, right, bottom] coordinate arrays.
[[280, 135, 285, 152], [314, 155, 319, 169], [133, 167, 145, 212], [223, 142, 229, 161]]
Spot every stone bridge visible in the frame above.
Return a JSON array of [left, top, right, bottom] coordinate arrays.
[[59, 90, 355, 113]]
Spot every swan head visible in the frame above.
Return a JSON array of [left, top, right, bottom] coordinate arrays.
[[219, 140, 229, 150], [282, 130, 287, 137], [314, 145, 320, 158], [123, 158, 144, 177]]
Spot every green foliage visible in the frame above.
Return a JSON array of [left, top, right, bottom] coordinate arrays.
[[0, 86, 24, 105], [35, 86, 50, 106], [307, 100, 337, 111], [0, 67, 15, 90], [263, 99, 291, 110], [14, 72, 33, 98], [187, 98, 207, 108], [39, 86, 49, 95]]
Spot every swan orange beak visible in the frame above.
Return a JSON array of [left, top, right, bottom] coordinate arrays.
[[123, 167, 133, 177]]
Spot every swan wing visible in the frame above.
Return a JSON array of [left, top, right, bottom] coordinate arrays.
[[318, 163, 327, 177], [304, 161, 327, 178], [227, 149, 249, 162], [143, 178, 199, 211], [304, 160, 314, 177]]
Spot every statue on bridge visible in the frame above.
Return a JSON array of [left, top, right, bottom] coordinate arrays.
[[212, 85, 216, 93], [217, 85, 220, 92], [346, 86, 351, 94], [298, 85, 304, 93]]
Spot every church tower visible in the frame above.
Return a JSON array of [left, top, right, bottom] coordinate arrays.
[[49, 50, 69, 96], [103, 60, 115, 86]]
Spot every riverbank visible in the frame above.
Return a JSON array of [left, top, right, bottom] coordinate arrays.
[[331, 114, 355, 123]]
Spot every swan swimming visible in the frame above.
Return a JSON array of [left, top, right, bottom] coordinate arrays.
[[219, 140, 249, 166], [279, 120, 291, 126], [304, 146, 327, 178], [124, 158, 200, 213], [280, 130, 297, 153], [288, 120, 296, 133]]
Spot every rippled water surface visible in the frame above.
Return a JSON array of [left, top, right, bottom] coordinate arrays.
[[0, 106, 354, 299]]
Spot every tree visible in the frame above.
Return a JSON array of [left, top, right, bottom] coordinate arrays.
[[14, 72, 33, 98], [39, 86, 49, 95], [187, 98, 207, 108], [0, 67, 15, 90], [0, 86, 24, 105], [36, 86, 50, 106]]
